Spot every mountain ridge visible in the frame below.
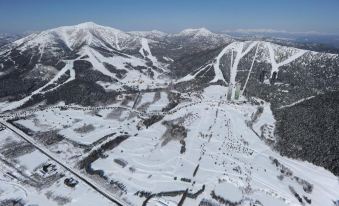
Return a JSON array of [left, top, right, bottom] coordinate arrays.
[[1, 22, 338, 110], [0, 21, 339, 206], [0, 22, 338, 180]]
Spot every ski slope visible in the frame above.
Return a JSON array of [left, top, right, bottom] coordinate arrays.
[[139, 38, 158, 66], [266, 42, 307, 78], [1, 61, 75, 112]]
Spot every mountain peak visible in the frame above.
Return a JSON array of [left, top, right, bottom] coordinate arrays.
[[50, 22, 123, 34], [9, 22, 131, 52], [179, 27, 213, 36], [75, 21, 99, 28]]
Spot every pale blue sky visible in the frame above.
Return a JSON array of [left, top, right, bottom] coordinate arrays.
[[0, 0, 339, 34]]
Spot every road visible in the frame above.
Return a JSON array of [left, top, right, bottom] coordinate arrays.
[[0, 120, 126, 206], [0, 99, 233, 121]]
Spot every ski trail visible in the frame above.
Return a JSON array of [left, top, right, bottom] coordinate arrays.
[[267, 42, 279, 77], [115, 33, 121, 50], [210, 44, 234, 83], [2, 61, 74, 112], [179, 41, 258, 89], [139, 38, 158, 66], [211, 42, 258, 86], [279, 50, 307, 66], [176, 63, 213, 83], [41, 61, 76, 93], [228, 42, 257, 99], [240, 42, 257, 59], [277, 95, 316, 110], [267, 42, 307, 78], [242, 42, 260, 95], [86, 47, 116, 78], [227, 42, 244, 99], [38, 43, 45, 62]]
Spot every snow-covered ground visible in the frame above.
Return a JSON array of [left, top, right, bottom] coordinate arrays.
[[14, 106, 136, 146], [0, 129, 115, 206], [90, 85, 339, 205], [1, 22, 339, 206], [1, 85, 339, 205], [12, 91, 169, 146]]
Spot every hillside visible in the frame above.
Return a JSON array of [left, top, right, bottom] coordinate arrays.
[[0, 22, 338, 206]]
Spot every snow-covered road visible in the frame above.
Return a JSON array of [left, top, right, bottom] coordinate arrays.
[[0, 120, 125, 206]]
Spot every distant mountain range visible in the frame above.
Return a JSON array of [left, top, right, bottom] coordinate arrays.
[[223, 29, 339, 52], [0, 33, 24, 47], [0, 22, 338, 206]]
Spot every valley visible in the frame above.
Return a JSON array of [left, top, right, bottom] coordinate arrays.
[[0, 22, 338, 206]]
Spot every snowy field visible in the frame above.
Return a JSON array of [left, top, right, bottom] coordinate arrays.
[[88, 85, 339, 205], [2, 85, 339, 206], [0, 21, 338, 206], [0, 129, 114, 206], [13, 91, 169, 147]]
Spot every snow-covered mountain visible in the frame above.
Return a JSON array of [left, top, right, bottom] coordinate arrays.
[[0, 22, 339, 206], [177, 27, 228, 38], [178, 40, 338, 106], [0, 23, 235, 110], [172, 27, 232, 49], [224, 29, 339, 50], [10, 22, 135, 51], [128, 30, 168, 40], [0, 22, 176, 111]]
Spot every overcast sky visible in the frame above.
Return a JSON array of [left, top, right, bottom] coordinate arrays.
[[1, 0, 339, 34]]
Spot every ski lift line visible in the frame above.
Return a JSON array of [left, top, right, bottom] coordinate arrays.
[[241, 42, 260, 95]]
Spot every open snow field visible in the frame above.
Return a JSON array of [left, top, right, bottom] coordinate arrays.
[[14, 107, 134, 146], [0, 129, 114, 206], [2, 85, 339, 205], [89, 85, 339, 205]]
